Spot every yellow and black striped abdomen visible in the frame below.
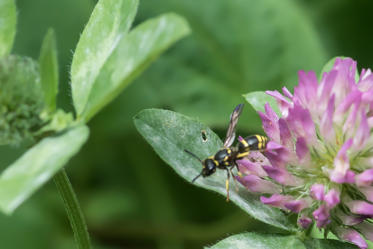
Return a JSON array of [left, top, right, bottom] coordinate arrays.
[[255, 135, 268, 150], [238, 135, 268, 153]]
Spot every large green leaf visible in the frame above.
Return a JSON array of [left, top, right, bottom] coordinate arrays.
[[206, 233, 305, 249], [0, 0, 16, 56], [0, 125, 89, 214], [134, 109, 296, 232], [71, 0, 139, 116], [79, 13, 190, 122], [205, 232, 358, 249], [39, 29, 59, 112], [304, 238, 358, 249]]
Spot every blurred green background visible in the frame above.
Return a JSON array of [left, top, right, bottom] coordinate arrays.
[[1, 0, 373, 248]]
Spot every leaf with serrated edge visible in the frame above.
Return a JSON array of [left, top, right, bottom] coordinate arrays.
[[39, 29, 59, 112], [0, 125, 89, 214], [0, 0, 16, 56], [80, 13, 190, 122], [134, 109, 296, 231], [244, 91, 281, 117], [71, 0, 139, 116], [206, 232, 305, 249]]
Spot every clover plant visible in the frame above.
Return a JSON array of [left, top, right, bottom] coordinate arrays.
[[0, 0, 190, 248]]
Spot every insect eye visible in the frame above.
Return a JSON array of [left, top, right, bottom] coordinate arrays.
[[201, 130, 208, 142]]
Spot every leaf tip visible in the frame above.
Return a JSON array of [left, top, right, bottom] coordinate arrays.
[[162, 12, 192, 36]]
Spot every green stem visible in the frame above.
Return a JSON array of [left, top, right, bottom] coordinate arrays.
[[54, 169, 91, 249]]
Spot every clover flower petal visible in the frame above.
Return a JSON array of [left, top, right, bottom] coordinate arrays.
[[334, 227, 368, 249], [298, 215, 312, 229], [310, 184, 325, 201]]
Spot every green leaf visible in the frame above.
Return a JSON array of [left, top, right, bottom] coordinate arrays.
[[206, 232, 305, 249], [39, 29, 59, 112], [71, 0, 139, 116], [243, 91, 281, 117], [320, 57, 339, 78], [205, 232, 358, 249], [79, 13, 190, 122], [0, 0, 16, 56], [134, 109, 296, 232], [320, 56, 359, 82], [0, 125, 89, 214], [304, 238, 358, 249]]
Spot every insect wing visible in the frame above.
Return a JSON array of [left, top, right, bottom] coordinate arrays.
[[223, 104, 244, 147]]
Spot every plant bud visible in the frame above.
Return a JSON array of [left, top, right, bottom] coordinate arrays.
[[0, 55, 45, 145]]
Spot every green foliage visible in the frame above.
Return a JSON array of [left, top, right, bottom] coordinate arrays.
[[205, 232, 358, 249], [79, 13, 190, 122], [0, 125, 89, 214], [71, 0, 139, 117], [134, 108, 296, 232], [39, 29, 59, 113], [243, 91, 281, 117], [0, 0, 190, 217], [0, 0, 16, 57], [206, 233, 306, 249], [0, 55, 45, 145], [71, 0, 190, 122]]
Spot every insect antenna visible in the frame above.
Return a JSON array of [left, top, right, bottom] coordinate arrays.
[[184, 149, 203, 163], [184, 149, 204, 183], [191, 172, 202, 183]]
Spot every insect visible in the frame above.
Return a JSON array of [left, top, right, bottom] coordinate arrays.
[[185, 104, 269, 201]]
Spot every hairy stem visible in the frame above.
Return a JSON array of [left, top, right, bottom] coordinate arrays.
[[54, 169, 91, 249]]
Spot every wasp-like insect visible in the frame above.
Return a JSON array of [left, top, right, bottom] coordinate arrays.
[[185, 104, 268, 201]]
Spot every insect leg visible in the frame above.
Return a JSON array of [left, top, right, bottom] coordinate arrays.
[[234, 162, 243, 178], [229, 167, 239, 192], [225, 169, 230, 202]]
